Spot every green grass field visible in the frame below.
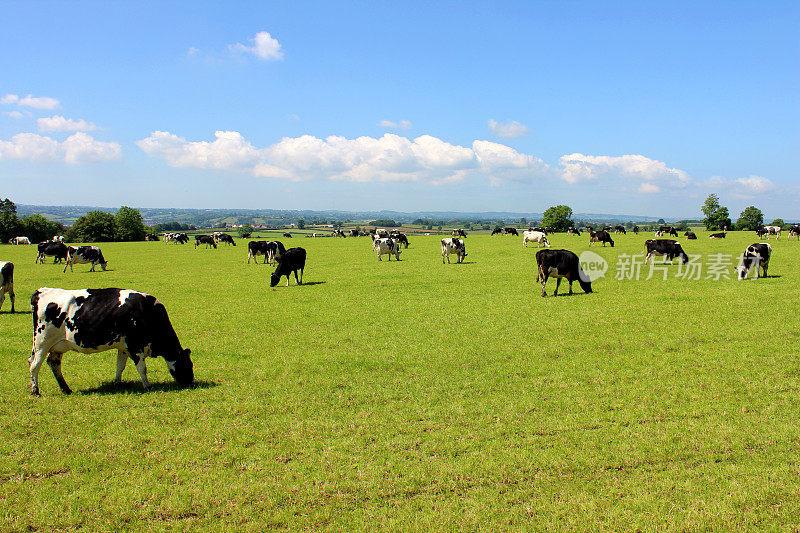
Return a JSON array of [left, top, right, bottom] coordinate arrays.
[[1, 231, 798, 530]]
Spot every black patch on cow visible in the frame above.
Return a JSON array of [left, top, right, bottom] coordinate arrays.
[[44, 302, 68, 328]]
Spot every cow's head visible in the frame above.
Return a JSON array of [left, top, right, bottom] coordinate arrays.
[[270, 271, 281, 287], [167, 348, 195, 385]]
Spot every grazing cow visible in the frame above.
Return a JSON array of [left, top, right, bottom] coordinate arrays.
[[755, 227, 768, 238], [491, 227, 503, 236], [63, 246, 108, 272], [36, 242, 68, 264], [373, 237, 401, 261], [735, 243, 771, 280], [788, 225, 800, 241], [658, 226, 678, 237], [522, 230, 550, 248], [9, 236, 31, 245], [452, 229, 467, 238], [504, 227, 519, 236], [441, 237, 466, 264], [28, 287, 195, 395], [683, 231, 697, 240], [567, 227, 581, 236], [349, 229, 360, 237], [709, 231, 726, 239], [535, 249, 592, 297], [632, 226, 639, 235], [332, 230, 346, 237], [589, 230, 614, 247], [164, 232, 189, 244], [644, 239, 690, 265], [215, 233, 236, 246], [194, 235, 217, 249], [614, 225, 627, 234], [0, 261, 14, 312], [247, 241, 270, 264], [764, 226, 781, 240], [390, 232, 410, 248], [145, 233, 159, 241], [283, 233, 292, 238], [270, 247, 306, 287]]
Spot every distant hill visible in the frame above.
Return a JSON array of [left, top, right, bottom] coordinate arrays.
[[17, 204, 677, 227]]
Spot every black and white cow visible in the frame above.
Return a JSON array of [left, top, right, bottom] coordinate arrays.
[[270, 247, 306, 287], [29, 287, 195, 395], [441, 237, 466, 264], [764, 226, 781, 240], [643, 239, 689, 265], [589, 230, 614, 247], [452, 229, 467, 238], [36, 242, 68, 264], [614, 225, 627, 234], [503, 227, 519, 236], [145, 233, 159, 241], [247, 241, 270, 264], [522, 230, 550, 248], [373, 237, 401, 261], [283, 232, 292, 238], [9, 236, 31, 245], [535, 249, 592, 297], [215, 233, 236, 246], [788, 225, 800, 241], [63, 246, 108, 272], [491, 227, 503, 236], [194, 235, 217, 249], [567, 227, 581, 236], [709, 231, 726, 239], [755, 227, 768, 238], [0, 261, 14, 312], [632, 226, 639, 235], [658, 226, 678, 237], [683, 231, 697, 240], [735, 243, 771, 280], [349, 229, 360, 237], [390, 232, 410, 248]]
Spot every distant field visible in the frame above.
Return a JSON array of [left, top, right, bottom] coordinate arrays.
[[1, 231, 798, 530]]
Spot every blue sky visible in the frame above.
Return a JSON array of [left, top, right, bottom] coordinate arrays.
[[1, 1, 797, 219]]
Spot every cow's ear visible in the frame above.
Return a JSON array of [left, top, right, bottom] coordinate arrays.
[[183, 348, 191, 357]]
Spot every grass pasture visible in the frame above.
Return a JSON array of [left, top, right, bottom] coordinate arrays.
[[1, 231, 799, 530]]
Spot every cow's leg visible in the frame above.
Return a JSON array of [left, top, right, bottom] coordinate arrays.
[[247, 252, 251, 264], [540, 273, 549, 297], [554, 277, 562, 296], [29, 345, 49, 396], [47, 352, 71, 394], [298, 268, 303, 285], [115, 349, 129, 383], [130, 354, 150, 390], [762, 261, 768, 278], [568, 279, 574, 295]]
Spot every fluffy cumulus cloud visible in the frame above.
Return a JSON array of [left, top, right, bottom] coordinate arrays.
[[0, 132, 120, 163], [37, 115, 97, 132], [558, 153, 690, 191], [735, 175, 774, 193], [1, 93, 60, 110], [487, 119, 529, 138], [228, 31, 283, 60], [137, 130, 550, 185], [378, 119, 412, 130]]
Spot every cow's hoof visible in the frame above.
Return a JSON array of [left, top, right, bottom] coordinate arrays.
[[61, 388, 72, 395], [30, 388, 40, 397], [540, 293, 547, 298]]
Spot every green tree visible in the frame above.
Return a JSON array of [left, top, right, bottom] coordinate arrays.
[[297, 219, 305, 229], [20, 214, 65, 243], [0, 198, 21, 243], [541, 205, 574, 232], [770, 218, 786, 228], [736, 206, 764, 231], [115, 206, 147, 241], [701, 194, 730, 230], [70, 211, 117, 242], [237, 224, 254, 238]]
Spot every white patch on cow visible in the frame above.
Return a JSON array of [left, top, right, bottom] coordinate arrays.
[[118, 289, 138, 306]]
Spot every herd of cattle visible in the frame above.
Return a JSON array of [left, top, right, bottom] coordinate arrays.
[[2, 223, 797, 396]]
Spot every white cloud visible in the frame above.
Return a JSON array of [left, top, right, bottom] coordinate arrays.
[[137, 130, 551, 185], [0, 132, 120, 163], [136, 130, 263, 170], [735, 175, 774, 193], [487, 119, 529, 138], [228, 31, 283, 60], [37, 115, 97, 132], [1, 93, 60, 110], [62, 132, 121, 163], [378, 119, 412, 130], [558, 153, 690, 193], [187, 46, 200, 57], [4, 110, 24, 118]]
